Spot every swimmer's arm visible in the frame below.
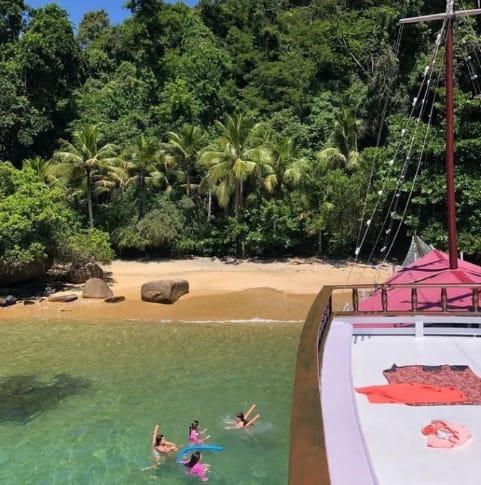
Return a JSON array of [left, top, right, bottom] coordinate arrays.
[[245, 414, 260, 428], [244, 404, 256, 420], [151, 424, 159, 448]]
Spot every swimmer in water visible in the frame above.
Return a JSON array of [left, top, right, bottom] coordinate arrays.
[[151, 425, 178, 465], [225, 404, 261, 430], [184, 451, 210, 482], [188, 420, 210, 444]]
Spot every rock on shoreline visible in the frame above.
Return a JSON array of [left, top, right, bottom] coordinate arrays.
[[141, 280, 189, 304], [82, 278, 113, 299]]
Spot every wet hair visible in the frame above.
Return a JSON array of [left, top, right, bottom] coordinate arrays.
[[236, 412, 247, 425], [189, 420, 199, 435], [184, 451, 201, 468], [155, 434, 164, 446]]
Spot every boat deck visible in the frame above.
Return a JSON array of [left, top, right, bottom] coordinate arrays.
[[352, 334, 481, 485]]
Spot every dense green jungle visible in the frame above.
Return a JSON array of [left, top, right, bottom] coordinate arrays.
[[2, 0, 481, 275]]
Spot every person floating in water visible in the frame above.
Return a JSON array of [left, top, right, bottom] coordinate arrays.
[[189, 420, 210, 444], [184, 451, 210, 482], [151, 424, 178, 464], [225, 404, 261, 430]]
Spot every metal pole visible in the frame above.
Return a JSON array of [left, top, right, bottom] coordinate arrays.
[[445, 18, 459, 269]]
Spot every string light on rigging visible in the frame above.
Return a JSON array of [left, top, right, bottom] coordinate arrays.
[[350, 15, 446, 269], [366, 23, 445, 265]]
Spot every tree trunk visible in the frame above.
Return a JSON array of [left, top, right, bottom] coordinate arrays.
[[186, 169, 191, 197], [318, 231, 323, 255], [139, 175, 146, 217], [239, 179, 244, 210], [207, 190, 212, 222], [86, 169, 94, 228], [235, 179, 240, 218]]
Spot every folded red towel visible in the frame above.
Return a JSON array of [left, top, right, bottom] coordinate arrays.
[[356, 383, 467, 405]]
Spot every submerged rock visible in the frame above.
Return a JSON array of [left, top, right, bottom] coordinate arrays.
[[104, 296, 125, 303], [141, 280, 189, 304], [48, 294, 78, 303], [82, 278, 113, 299]]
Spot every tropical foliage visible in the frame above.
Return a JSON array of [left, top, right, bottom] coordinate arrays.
[[2, 0, 481, 269]]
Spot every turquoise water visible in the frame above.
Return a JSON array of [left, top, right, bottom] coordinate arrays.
[[0, 320, 300, 484]]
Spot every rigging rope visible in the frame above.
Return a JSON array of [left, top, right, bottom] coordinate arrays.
[[368, 27, 446, 262], [345, 0, 409, 286], [354, 18, 448, 266], [354, 23, 405, 252], [378, 55, 444, 277]]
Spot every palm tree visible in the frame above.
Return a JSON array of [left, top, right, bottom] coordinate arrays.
[[166, 124, 203, 196], [201, 113, 273, 217], [122, 135, 171, 217], [55, 125, 120, 227], [318, 108, 363, 172], [263, 138, 308, 195], [22, 156, 59, 186]]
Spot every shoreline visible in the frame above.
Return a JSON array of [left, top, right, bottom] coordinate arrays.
[[0, 257, 390, 323]]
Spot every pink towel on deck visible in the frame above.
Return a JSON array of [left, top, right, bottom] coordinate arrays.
[[421, 420, 471, 448]]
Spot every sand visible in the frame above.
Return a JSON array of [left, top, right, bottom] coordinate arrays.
[[0, 258, 390, 322]]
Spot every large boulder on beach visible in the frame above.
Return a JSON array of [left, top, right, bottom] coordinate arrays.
[[82, 278, 113, 299], [141, 280, 189, 304]]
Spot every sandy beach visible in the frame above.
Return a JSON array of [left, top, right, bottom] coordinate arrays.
[[0, 258, 390, 322]]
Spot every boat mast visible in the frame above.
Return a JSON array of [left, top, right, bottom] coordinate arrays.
[[401, 1, 481, 269], [445, 1, 458, 269]]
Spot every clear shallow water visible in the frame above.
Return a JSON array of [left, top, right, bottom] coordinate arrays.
[[0, 320, 300, 484]]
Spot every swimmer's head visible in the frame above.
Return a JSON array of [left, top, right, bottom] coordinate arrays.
[[189, 420, 199, 433], [236, 412, 247, 424], [155, 434, 165, 446], [184, 451, 201, 468]]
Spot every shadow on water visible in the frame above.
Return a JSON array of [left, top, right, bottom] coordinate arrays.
[[0, 373, 91, 424]]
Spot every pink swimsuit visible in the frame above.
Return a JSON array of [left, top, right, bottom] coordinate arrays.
[[186, 462, 208, 481], [189, 430, 202, 444]]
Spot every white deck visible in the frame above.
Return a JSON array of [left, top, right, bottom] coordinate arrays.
[[352, 334, 481, 485]]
